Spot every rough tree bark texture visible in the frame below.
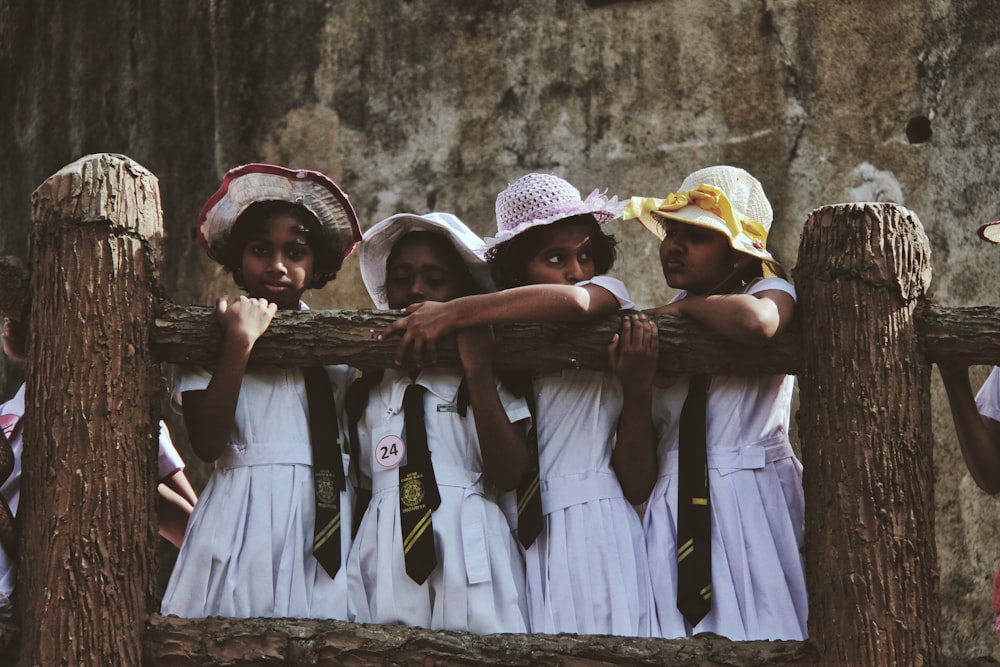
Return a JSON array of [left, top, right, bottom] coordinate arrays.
[[918, 304, 1000, 364], [143, 615, 819, 666], [20, 154, 162, 666], [795, 203, 938, 666], [153, 304, 801, 376]]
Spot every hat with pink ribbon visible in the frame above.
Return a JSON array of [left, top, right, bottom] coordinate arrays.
[[486, 173, 625, 248]]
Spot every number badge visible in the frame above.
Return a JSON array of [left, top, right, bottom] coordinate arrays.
[[374, 434, 405, 469]]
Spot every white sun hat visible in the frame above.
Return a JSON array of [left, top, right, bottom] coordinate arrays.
[[359, 212, 494, 309]]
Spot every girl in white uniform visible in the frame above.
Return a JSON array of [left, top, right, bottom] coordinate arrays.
[[160, 164, 362, 619], [622, 165, 807, 640], [346, 212, 531, 633], [380, 174, 657, 637]]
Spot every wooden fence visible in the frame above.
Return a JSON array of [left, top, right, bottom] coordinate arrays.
[[1, 152, 989, 665]]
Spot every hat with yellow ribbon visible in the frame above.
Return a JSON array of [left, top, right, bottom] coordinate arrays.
[[623, 165, 782, 276]]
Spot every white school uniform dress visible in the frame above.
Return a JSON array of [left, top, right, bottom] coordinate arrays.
[[346, 367, 530, 634], [645, 277, 807, 641], [518, 275, 655, 637], [975, 367, 1000, 423], [0, 383, 24, 620], [160, 363, 355, 619]]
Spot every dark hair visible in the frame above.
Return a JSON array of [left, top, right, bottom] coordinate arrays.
[[730, 250, 787, 283], [222, 200, 344, 289], [486, 215, 618, 289]]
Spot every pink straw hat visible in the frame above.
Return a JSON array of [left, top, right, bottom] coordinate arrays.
[[196, 163, 362, 264], [486, 173, 625, 248]]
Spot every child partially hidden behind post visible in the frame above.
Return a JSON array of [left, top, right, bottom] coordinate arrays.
[[0, 286, 197, 619], [938, 217, 1000, 635]]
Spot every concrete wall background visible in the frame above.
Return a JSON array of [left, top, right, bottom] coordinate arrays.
[[2, 0, 999, 658]]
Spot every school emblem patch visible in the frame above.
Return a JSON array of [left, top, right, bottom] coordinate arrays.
[[401, 477, 425, 508], [315, 473, 338, 506]]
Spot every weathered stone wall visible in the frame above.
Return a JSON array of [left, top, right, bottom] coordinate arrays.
[[2, 0, 1000, 660]]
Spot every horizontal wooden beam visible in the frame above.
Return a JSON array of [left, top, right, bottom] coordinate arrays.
[[151, 303, 802, 375], [151, 301, 1000, 374], [143, 614, 818, 666], [916, 304, 1000, 364]]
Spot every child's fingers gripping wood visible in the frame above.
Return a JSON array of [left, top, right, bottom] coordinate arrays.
[[608, 314, 659, 388], [216, 295, 278, 347], [381, 301, 462, 368]]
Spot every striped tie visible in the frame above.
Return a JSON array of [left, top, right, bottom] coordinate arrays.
[[676, 373, 712, 626], [303, 367, 346, 578], [399, 384, 441, 584]]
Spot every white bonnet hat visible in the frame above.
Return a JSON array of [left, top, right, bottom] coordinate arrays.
[[359, 212, 494, 309]]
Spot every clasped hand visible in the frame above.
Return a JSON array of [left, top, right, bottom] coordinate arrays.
[[380, 301, 458, 368]]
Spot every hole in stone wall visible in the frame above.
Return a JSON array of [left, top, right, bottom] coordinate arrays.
[[906, 116, 932, 144]]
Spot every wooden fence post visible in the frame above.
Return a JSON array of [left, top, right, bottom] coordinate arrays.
[[19, 154, 162, 665], [795, 203, 937, 665]]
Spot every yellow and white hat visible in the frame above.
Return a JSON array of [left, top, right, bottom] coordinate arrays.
[[624, 165, 780, 275]]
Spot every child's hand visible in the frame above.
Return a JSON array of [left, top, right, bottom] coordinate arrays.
[[608, 314, 658, 387], [215, 295, 278, 348], [381, 301, 459, 367], [456, 326, 496, 377]]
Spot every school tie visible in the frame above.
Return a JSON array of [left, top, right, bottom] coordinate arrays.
[[515, 390, 543, 549], [676, 373, 712, 627], [399, 384, 441, 584], [303, 367, 346, 578]]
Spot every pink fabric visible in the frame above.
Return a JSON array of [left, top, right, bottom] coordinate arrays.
[[993, 564, 1000, 632]]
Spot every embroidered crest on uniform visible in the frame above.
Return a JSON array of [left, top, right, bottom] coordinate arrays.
[[315, 470, 338, 507], [400, 475, 425, 508]]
